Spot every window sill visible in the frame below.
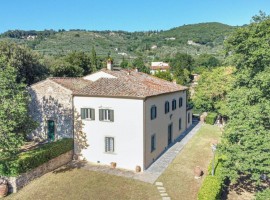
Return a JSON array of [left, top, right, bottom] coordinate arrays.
[[82, 119, 94, 121], [104, 152, 117, 155]]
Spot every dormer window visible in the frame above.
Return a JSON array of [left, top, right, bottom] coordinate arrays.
[[165, 101, 170, 114]]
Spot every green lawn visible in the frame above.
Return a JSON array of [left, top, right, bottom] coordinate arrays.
[[6, 169, 160, 200], [6, 124, 221, 200], [158, 124, 222, 200]]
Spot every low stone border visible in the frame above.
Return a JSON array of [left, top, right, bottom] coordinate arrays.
[[4, 150, 73, 193]]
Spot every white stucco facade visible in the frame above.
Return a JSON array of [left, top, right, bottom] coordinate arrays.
[[73, 96, 144, 171], [73, 90, 192, 171]]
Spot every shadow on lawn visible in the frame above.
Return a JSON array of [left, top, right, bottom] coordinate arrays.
[[53, 161, 88, 174]]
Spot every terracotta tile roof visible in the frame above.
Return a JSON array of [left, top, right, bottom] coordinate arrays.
[[49, 77, 91, 93], [49, 69, 187, 98]]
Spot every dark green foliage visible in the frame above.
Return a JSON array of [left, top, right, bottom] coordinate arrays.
[[0, 138, 73, 176], [0, 59, 36, 158], [0, 41, 48, 85], [120, 57, 129, 68], [133, 57, 150, 74], [64, 51, 91, 75], [169, 53, 195, 85], [195, 54, 220, 68], [154, 70, 173, 81], [220, 14, 270, 184], [255, 189, 270, 200], [205, 113, 218, 125], [193, 66, 235, 116], [198, 156, 223, 200]]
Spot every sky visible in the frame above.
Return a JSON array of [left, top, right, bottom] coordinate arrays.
[[1, 0, 270, 33]]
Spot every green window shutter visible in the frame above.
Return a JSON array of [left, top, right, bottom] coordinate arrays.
[[110, 110, 114, 122], [99, 109, 103, 121], [81, 108, 85, 119], [91, 109, 95, 120]]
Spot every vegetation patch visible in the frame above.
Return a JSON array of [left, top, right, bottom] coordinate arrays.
[[205, 112, 218, 125], [0, 138, 73, 177]]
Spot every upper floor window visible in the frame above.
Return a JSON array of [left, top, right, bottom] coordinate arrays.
[[179, 97, 183, 108], [165, 101, 170, 114], [99, 109, 114, 122], [105, 137, 114, 153], [151, 134, 156, 152], [172, 99, 177, 110], [81, 108, 95, 120], [151, 105, 157, 120]]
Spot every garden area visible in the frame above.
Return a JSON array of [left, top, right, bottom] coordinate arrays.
[[5, 124, 222, 200]]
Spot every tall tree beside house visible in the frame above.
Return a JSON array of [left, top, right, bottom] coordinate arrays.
[[220, 13, 270, 185], [0, 41, 48, 85], [192, 66, 235, 115], [90, 47, 97, 72], [64, 51, 92, 75], [132, 57, 150, 74], [169, 53, 195, 85], [49, 58, 84, 77], [154, 70, 173, 82], [120, 57, 129, 68], [0, 58, 35, 158]]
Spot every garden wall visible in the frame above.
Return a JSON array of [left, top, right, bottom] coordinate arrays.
[[5, 150, 73, 193]]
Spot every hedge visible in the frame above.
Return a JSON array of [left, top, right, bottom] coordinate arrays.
[[255, 189, 270, 200], [198, 156, 223, 200], [205, 112, 218, 125], [0, 138, 73, 177]]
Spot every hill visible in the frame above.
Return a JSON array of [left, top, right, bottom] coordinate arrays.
[[0, 22, 237, 64]]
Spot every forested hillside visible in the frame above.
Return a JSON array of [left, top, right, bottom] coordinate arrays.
[[0, 22, 236, 64]]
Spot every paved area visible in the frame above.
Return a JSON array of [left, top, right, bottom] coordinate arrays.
[[70, 121, 202, 184]]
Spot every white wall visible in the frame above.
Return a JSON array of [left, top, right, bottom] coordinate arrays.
[[73, 96, 144, 171], [144, 90, 187, 169]]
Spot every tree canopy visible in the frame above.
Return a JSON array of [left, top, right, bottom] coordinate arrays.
[[0, 58, 35, 158], [192, 66, 235, 115], [220, 15, 270, 184]]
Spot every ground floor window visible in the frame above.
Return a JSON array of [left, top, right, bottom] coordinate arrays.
[[188, 113, 190, 123], [151, 134, 156, 152], [47, 120, 55, 141], [168, 123, 173, 145], [179, 118, 182, 130], [105, 137, 114, 153]]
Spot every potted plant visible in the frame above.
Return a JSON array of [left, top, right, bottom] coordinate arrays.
[[0, 178, 8, 198], [110, 162, 117, 169]]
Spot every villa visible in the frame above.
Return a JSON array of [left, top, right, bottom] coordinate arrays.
[[29, 61, 192, 171]]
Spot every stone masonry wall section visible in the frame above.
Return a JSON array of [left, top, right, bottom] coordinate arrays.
[[28, 79, 73, 140]]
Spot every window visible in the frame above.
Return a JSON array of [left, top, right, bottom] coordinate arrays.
[[188, 113, 190, 123], [179, 118, 182, 130], [172, 99, 177, 110], [99, 109, 114, 122], [179, 97, 183, 108], [105, 137, 114, 153], [151, 105, 157, 120], [168, 123, 173, 145], [165, 101, 170, 114], [151, 134, 156, 152], [81, 108, 95, 120]]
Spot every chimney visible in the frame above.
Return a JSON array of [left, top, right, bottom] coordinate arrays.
[[107, 59, 113, 70]]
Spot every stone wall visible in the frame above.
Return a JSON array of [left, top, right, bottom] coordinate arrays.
[[28, 79, 73, 140], [6, 150, 73, 193]]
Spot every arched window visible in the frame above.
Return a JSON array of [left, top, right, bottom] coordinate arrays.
[[165, 101, 170, 114], [151, 105, 157, 120], [172, 99, 176, 110], [179, 97, 183, 108]]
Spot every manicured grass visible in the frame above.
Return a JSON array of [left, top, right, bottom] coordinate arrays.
[[158, 124, 222, 200], [6, 169, 160, 200]]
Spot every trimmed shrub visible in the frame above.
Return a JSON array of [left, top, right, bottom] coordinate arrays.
[[198, 176, 222, 200], [0, 138, 73, 177], [255, 189, 270, 200], [205, 112, 218, 125], [198, 156, 223, 200]]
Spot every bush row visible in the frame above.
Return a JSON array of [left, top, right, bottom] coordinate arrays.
[[205, 112, 218, 125], [0, 138, 73, 177], [198, 156, 223, 200]]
